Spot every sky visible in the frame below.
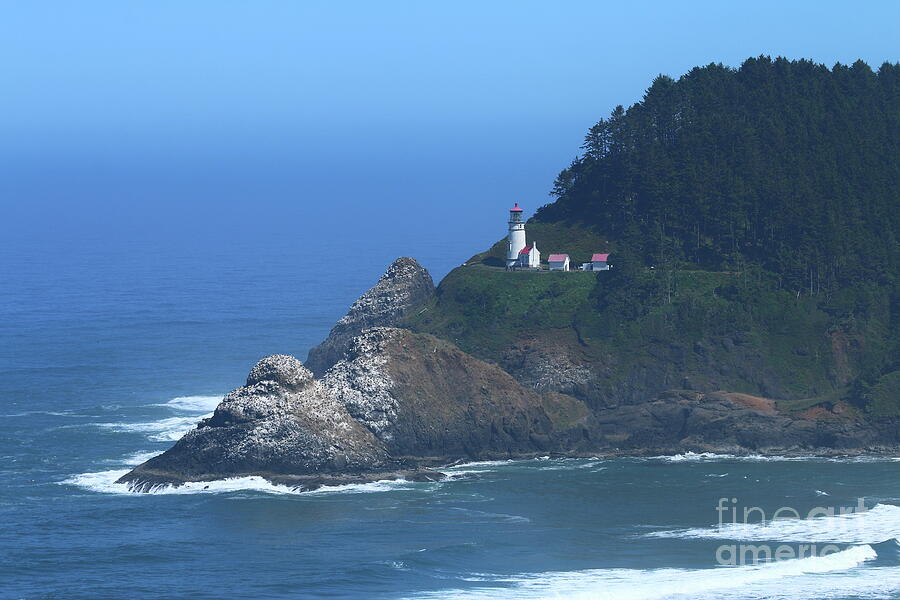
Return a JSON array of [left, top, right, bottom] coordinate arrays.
[[1, 0, 898, 259]]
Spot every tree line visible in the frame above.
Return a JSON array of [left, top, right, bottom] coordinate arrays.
[[537, 57, 899, 297]]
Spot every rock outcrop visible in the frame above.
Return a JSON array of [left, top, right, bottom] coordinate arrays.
[[588, 389, 899, 454], [119, 354, 393, 491], [118, 329, 569, 491], [305, 257, 434, 377], [324, 327, 559, 459], [119, 257, 898, 492]]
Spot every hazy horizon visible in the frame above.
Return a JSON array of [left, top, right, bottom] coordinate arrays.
[[2, 1, 898, 272]]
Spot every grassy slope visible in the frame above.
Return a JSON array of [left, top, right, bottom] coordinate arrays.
[[407, 224, 877, 409], [466, 221, 613, 267], [409, 264, 598, 358]]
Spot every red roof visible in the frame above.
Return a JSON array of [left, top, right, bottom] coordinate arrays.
[[510, 203, 523, 212], [518, 246, 532, 255], [548, 254, 569, 262], [592, 253, 610, 262]]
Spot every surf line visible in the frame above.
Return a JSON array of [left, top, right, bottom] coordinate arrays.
[[714, 496, 873, 565]]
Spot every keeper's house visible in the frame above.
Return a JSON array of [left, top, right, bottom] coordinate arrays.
[[517, 243, 541, 269], [548, 254, 570, 271], [591, 253, 610, 271]]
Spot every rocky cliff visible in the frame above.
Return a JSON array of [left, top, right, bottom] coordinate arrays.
[[305, 257, 434, 377], [118, 327, 571, 491], [121, 258, 898, 492], [119, 354, 393, 491], [323, 327, 560, 460]]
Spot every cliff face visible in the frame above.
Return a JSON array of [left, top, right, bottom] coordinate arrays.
[[403, 259, 895, 417], [121, 257, 898, 492], [324, 327, 558, 459], [587, 389, 898, 454], [305, 257, 434, 377]]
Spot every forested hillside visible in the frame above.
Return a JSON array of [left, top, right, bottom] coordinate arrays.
[[410, 57, 900, 417], [539, 57, 899, 291]]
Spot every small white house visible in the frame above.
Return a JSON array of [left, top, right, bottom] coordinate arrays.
[[591, 253, 610, 271], [517, 242, 541, 268], [548, 254, 570, 271]]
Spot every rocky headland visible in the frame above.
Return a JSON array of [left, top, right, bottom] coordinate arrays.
[[119, 257, 899, 492], [119, 323, 570, 492]]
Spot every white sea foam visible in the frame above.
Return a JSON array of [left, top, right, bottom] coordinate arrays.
[[62, 469, 417, 496], [153, 395, 223, 412], [94, 394, 222, 442], [441, 469, 484, 480], [648, 503, 900, 545], [644, 452, 900, 464], [1, 410, 76, 418], [302, 479, 416, 495], [448, 507, 531, 523], [61, 469, 303, 495], [97, 414, 211, 441], [408, 544, 896, 600], [439, 460, 515, 479], [441, 457, 604, 475], [445, 460, 517, 470], [660, 451, 738, 462], [646, 452, 805, 463], [120, 451, 161, 466]]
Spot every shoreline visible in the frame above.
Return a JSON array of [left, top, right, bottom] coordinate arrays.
[[116, 446, 900, 494]]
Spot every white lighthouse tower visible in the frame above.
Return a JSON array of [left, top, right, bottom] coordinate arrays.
[[506, 203, 527, 268]]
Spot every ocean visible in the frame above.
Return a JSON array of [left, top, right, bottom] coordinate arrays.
[[2, 231, 900, 600]]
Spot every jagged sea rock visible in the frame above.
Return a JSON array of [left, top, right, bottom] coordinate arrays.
[[305, 257, 434, 377], [117, 354, 392, 491], [118, 327, 576, 491]]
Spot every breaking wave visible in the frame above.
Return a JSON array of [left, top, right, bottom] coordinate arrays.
[[119, 450, 161, 466], [95, 394, 223, 441], [153, 395, 222, 412], [408, 544, 899, 600], [302, 479, 418, 495], [642, 452, 900, 463], [648, 503, 900, 545], [62, 466, 418, 497], [97, 415, 210, 441], [439, 457, 605, 478], [62, 469, 305, 495]]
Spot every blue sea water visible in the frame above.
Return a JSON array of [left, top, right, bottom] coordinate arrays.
[[2, 231, 900, 600]]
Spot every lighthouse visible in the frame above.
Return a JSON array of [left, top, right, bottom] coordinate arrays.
[[506, 203, 527, 268]]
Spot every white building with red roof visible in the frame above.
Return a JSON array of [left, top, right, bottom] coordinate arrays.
[[591, 253, 610, 271], [548, 254, 570, 271], [517, 242, 540, 269]]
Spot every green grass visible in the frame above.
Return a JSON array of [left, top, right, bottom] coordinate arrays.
[[409, 232, 891, 408], [406, 264, 597, 357], [468, 220, 612, 267]]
